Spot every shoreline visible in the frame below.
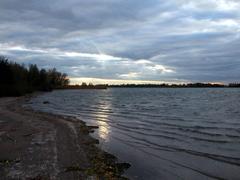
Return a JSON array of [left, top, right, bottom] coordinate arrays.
[[0, 94, 130, 179]]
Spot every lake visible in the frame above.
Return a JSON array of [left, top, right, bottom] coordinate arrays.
[[28, 88, 240, 180]]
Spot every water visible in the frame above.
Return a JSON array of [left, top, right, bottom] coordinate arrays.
[[28, 88, 240, 180]]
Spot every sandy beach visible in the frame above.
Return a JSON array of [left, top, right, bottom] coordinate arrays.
[[0, 95, 129, 180]]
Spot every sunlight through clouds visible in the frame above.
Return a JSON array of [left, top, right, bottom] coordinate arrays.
[[0, 0, 239, 83]]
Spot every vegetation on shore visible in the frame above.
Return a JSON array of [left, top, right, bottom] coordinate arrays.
[[67, 122, 131, 179], [0, 56, 69, 97]]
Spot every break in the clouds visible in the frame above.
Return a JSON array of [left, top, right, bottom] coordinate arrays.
[[0, 0, 240, 83]]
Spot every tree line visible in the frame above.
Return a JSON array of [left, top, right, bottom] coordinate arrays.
[[0, 56, 69, 97], [109, 83, 240, 88]]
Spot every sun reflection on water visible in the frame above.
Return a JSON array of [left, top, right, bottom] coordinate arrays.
[[95, 102, 111, 141]]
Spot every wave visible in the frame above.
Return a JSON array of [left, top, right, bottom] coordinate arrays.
[[28, 88, 240, 179]]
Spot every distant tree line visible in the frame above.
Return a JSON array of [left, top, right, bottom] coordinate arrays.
[[228, 83, 240, 87], [0, 56, 69, 97], [63, 82, 107, 89], [109, 83, 240, 88]]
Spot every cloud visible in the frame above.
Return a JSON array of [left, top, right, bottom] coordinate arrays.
[[0, 0, 240, 83], [119, 72, 140, 79], [0, 43, 174, 81]]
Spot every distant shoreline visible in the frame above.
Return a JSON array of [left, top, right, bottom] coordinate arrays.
[[0, 94, 130, 179], [57, 84, 240, 90], [108, 83, 240, 88], [57, 82, 240, 90], [109, 86, 240, 88]]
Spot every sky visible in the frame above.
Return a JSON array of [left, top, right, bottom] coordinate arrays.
[[0, 0, 240, 84]]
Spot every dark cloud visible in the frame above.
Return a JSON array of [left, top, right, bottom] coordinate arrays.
[[0, 0, 240, 83]]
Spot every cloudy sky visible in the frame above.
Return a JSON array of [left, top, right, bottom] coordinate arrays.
[[0, 0, 240, 84]]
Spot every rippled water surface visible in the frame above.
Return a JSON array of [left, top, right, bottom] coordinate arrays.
[[29, 88, 240, 180]]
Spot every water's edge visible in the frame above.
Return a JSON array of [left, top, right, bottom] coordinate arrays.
[[22, 93, 131, 179]]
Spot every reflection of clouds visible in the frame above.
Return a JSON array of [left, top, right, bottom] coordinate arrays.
[[95, 103, 111, 141]]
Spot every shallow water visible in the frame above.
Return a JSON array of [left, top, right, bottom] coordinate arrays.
[[28, 88, 240, 180]]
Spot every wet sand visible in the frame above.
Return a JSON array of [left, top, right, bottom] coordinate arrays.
[[0, 95, 130, 179]]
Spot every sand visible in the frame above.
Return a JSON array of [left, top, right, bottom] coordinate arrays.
[[0, 95, 130, 180]]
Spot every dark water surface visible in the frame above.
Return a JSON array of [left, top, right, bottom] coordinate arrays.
[[28, 88, 240, 180]]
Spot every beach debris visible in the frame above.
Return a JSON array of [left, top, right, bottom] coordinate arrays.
[[83, 138, 99, 145], [6, 134, 16, 143], [26, 174, 51, 180], [78, 125, 99, 134], [87, 150, 131, 179], [88, 126, 98, 133], [0, 158, 21, 166], [64, 164, 85, 172], [43, 101, 50, 104], [23, 133, 34, 137], [87, 126, 99, 129], [34, 142, 42, 146]]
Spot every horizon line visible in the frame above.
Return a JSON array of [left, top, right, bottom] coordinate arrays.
[[69, 77, 234, 85]]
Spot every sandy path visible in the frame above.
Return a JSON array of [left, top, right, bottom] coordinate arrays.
[[0, 97, 94, 180]]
